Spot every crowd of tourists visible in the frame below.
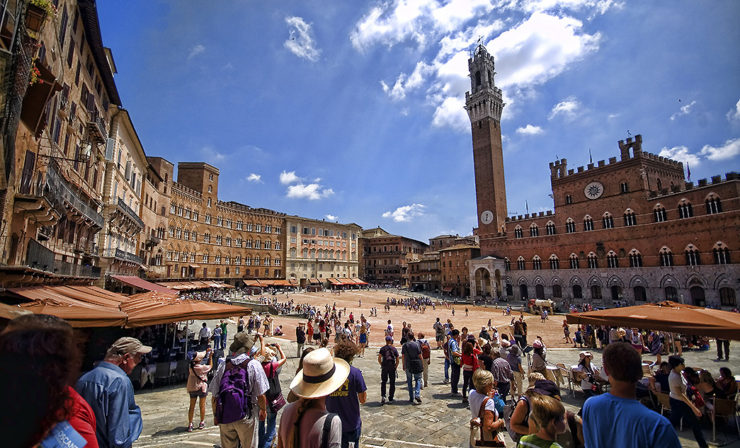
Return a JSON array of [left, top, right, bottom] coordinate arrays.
[[4, 301, 739, 448]]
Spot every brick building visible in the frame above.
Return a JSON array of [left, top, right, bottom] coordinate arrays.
[[284, 216, 361, 286], [164, 162, 285, 283], [441, 245, 481, 297], [138, 156, 173, 278], [410, 234, 479, 293], [361, 227, 428, 286], [465, 44, 739, 308]]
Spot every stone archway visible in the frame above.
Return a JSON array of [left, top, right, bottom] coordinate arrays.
[[475, 268, 491, 297]]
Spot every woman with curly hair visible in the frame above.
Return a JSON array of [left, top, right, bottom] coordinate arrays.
[[0, 314, 96, 448], [326, 339, 367, 448]]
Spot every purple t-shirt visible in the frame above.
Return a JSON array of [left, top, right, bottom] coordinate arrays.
[[325, 365, 367, 432]]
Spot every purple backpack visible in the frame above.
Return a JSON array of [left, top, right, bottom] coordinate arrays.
[[216, 360, 251, 424]]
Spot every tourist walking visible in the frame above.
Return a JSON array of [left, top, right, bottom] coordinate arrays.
[[433, 318, 445, 349], [326, 339, 367, 448], [667, 355, 708, 448], [209, 335, 269, 448], [378, 336, 399, 404], [295, 323, 306, 358], [402, 332, 424, 404], [469, 369, 506, 446], [76, 337, 151, 448], [187, 351, 213, 432], [199, 322, 211, 348], [418, 333, 432, 389], [277, 348, 346, 447]]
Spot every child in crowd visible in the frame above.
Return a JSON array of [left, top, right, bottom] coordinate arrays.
[[518, 394, 567, 448]]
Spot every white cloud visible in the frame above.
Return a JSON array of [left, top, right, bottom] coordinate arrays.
[[727, 99, 740, 123], [279, 171, 301, 185], [669, 100, 696, 121], [699, 138, 740, 161], [187, 44, 205, 60], [350, 0, 432, 52], [200, 145, 225, 163], [509, 0, 622, 16], [607, 113, 620, 120], [286, 183, 334, 200], [284, 17, 320, 62], [659, 145, 701, 166], [432, 97, 468, 132], [326, 214, 338, 221], [382, 203, 426, 222], [548, 97, 581, 120], [246, 173, 262, 183], [516, 124, 544, 135], [380, 61, 433, 101]]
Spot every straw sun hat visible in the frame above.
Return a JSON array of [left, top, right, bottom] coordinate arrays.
[[290, 348, 349, 399]]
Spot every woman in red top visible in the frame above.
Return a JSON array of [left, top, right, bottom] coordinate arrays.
[[306, 320, 314, 346], [461, 339, 482, 404]]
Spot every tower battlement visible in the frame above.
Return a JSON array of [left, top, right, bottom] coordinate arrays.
[[618, 134, 642, 160]]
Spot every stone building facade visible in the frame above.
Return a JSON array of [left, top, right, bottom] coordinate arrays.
[[284, 216, 361, 286], [408, 251, 440, 292], [0, 0, 120, 285], [98, 109, 146, 281], [361, 227, 428, 286], [466, 44, 739, 308], [163, 162, 285, 282]]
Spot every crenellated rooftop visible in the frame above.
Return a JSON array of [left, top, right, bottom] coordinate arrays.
[[505, 210, 554, 223], [172, 182, 203, 200], [648, 172, 739, 199]]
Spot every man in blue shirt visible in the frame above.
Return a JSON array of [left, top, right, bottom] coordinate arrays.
[[448, 329, 461, 395], [76, 337, 151, 448], [583, 342, 681, 448]]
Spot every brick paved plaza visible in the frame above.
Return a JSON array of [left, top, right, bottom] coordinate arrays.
[[131, 297, 740, 447]]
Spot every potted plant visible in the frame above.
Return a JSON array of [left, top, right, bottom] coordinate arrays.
[[25, 0, 55, 34], [29, 60, 41, 86]]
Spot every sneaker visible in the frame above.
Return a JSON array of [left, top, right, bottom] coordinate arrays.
[[443, 379, 450, 384], [187, 423, 194, 433], [381, 397, 386, 405], [416, 396, 422, 403], [389, 398, 395, 403], [198, 421, 206, 430]]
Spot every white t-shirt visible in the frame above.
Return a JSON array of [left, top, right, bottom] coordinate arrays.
[[277, 403, 342, 448], [668, 370, 687, 401], [469, 390, 498, 421]]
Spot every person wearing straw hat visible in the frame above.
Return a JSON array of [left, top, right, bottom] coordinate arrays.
[[277, 348, 347, 448]]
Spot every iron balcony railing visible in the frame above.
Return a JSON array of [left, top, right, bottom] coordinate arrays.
[[103, 248, 143, 265], [26, 239, 101, 278], [45, 162, 104, 229], [117, 197, 145, 229]]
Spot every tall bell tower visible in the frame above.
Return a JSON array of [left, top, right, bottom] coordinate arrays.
[[465, 45, 507, 235]]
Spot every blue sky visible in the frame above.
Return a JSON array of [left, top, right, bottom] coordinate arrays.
[[97, 0, 740, 243]]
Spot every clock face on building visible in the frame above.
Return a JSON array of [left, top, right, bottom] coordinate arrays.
[[480, 210, 494, 225], [584, 181, 604, 200]]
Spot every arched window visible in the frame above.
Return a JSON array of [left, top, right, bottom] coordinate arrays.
[[583, 215, 594, 231], [602, 212, 614, 229], [678, 199, 693, 219], [573, 284, 583, 299], [514, 225, 523, 239], [705, 194, 722, 214], [475, 71, 481, 87], [532, 255, 542, 270], [517, 256, 526, 270], [664, 286, 677, 301], [713, 242, 731, 265], [629, 249, 643, 268], [535, 284, 545, 299], [607, 251, 619, 268], [549, 254, 559, 270], [720, 288, 736, 307], [546, 221, 556, 235], [653, 204, 667, 222], [634, 286, 647, 301], [530, 223, 539, 237], [552, 285, 562, 298], [685, 245, 701, 266], [565, 218, 576, 233], [591, 285, 602, 300], [587, 252, 598, 269], [659, 247, 674, 267], [289, 248, 296, 258], [302, 248, 308, 258], [624, 209, 637, 226], [504, 258, 511, 271], [569, 253, 579, 269]]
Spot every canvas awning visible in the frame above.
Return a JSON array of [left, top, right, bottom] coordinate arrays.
[[111, 275, 175, 294], [327, 278, 341, 285], [351, 278, 368, 285], [566, 301, 740, 340], [243, 280, 263, 287], [124, 299, 246, 327], [309, 278, 321, 285]]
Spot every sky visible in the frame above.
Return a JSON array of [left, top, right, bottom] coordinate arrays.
[[97, 0, 740, 243]]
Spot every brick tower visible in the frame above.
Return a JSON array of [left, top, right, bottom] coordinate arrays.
[[465, 44, 507, 236]]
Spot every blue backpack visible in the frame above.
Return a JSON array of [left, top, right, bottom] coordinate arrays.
[[216, 360, 251, 424]]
